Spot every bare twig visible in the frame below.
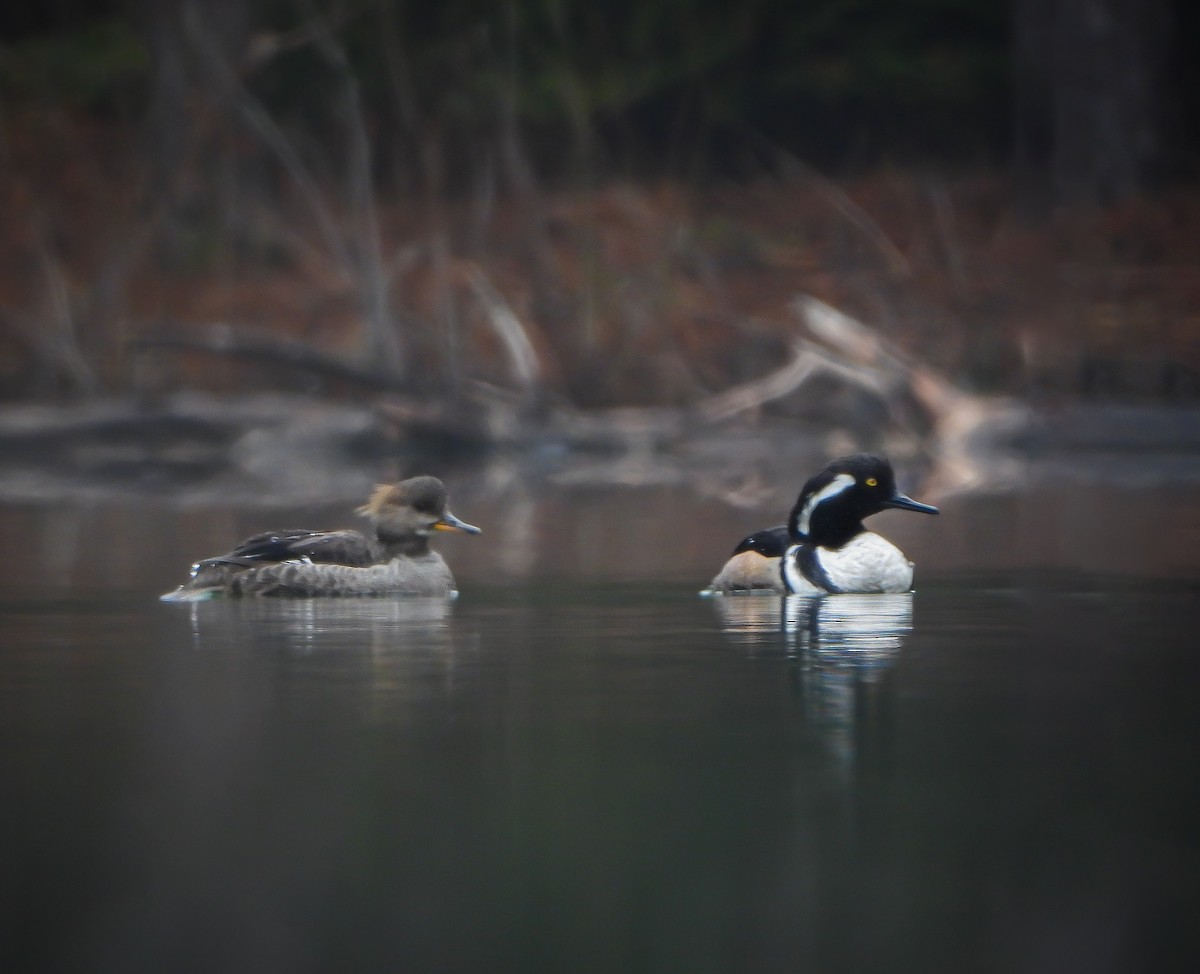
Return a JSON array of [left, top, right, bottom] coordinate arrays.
[[794, 295, 1029, 494], [181, 2, 351, 272], [184, 2, 405, 373], [746, 131, 912, 279], [306, 2, 404, 371], [696, 337, 890, 423], [35, 231, 99, 394], [927, 179, 967, 288], [465, 266, 541, 392], [797, 295, 909, 369]]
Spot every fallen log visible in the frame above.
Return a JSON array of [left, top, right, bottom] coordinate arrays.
[[793, 296, 1029, 493]]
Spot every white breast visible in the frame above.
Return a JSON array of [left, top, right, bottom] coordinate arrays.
[[784, 532, 915, 594]]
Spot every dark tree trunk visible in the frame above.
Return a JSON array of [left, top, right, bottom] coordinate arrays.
[[1014, 0, 1173, 211]]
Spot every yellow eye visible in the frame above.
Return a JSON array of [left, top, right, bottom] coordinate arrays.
[[865, 477, 878, 487]]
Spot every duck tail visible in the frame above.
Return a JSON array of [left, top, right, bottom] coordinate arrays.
[[159, 583, 222, 602]]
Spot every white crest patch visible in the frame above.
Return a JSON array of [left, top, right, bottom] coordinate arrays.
[[797, 473, 856, 536]]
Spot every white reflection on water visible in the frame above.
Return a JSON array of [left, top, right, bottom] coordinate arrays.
[[710, 591, 912, 657], [784, 592, 913, 661], [711, 592, 913, 777]]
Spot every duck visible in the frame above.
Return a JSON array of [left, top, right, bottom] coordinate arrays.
[[705, 454, 937, 595], [705, 525, 791, 593], [780, 453, 937, 594], [160, 476, 480, 601]]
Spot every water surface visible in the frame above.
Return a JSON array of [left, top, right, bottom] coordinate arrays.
[[2, 485, 1199, 973]]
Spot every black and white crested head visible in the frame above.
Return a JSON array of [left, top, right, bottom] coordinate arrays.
[[787, 453, 938, 549]]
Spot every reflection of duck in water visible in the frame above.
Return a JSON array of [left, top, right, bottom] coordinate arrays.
[[161, 476, 480, 601], [788, 593, 913, 774], [711, 590, 914, 774], [711, 590, 914, 660], [783, 592, 913, 660], [705, 454, 938, 595], [183, 593, 456, 658]]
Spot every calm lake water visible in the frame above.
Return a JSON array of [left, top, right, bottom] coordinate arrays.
[[3, 474, 1200, 973]]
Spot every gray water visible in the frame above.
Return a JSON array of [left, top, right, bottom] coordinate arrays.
[[2, 481, 1200, 974]]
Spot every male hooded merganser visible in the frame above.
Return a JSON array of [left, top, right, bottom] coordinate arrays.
[[160, 476, 480, 601], [780, 453, 937, 594], [705, 454, 937, 595]]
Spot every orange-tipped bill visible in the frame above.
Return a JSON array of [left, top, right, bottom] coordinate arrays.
[[434, 511, 482, 534]]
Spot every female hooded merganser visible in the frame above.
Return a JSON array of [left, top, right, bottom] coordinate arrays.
[[705, 525, 791, 593], [160, 476, 481, 601], [706, 454, 938, 595]]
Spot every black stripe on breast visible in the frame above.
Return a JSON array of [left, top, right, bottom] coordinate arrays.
[[792, 543, 845, 594]]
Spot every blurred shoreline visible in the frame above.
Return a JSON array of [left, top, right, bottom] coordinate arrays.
[[0, 391, 1196, 508]]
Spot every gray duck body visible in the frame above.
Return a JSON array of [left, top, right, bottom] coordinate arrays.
[[160, 476, 480, 601]]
